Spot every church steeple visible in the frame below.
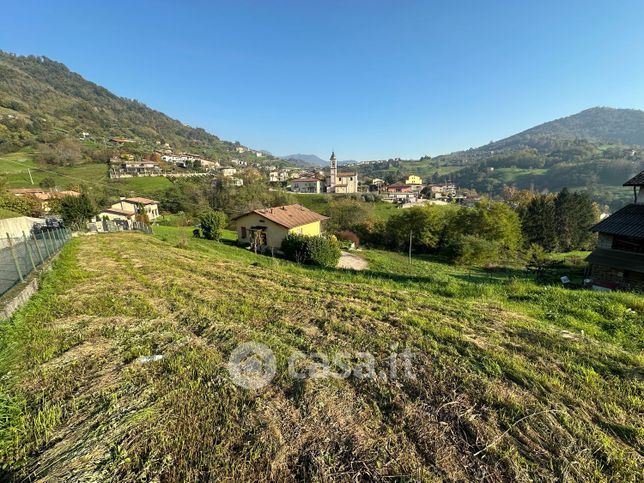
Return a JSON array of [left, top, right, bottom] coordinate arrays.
[[329, 150, 337, 193]]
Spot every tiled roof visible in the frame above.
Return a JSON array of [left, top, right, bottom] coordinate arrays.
[[101, 208, 135, 217], [124, 197, 158, 205], [233, 204, 328, 229], [623, 171, 644, 186], [590, 204, 644, 237], [586, 248, 644, 273], [337, 172, 357, 177]]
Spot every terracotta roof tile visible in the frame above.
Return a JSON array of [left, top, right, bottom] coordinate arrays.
[[234, 204, 328, 229]]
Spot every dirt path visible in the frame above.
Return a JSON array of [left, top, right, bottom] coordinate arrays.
[[337, 251, 368, 270]]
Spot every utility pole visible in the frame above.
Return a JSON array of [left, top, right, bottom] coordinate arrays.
[[28, 168, 34, 185]]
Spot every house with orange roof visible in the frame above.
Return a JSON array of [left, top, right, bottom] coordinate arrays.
[[232, 204, 328, 250], [106, 196, 160, 221]]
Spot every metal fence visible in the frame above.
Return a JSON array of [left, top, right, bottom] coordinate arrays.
[[0, 227, 71, 297], [86, 220, 153, 234]]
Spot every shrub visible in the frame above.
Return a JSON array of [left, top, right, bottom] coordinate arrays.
[[199, 210, 228, 240], [281, 234, 341, 268], [335, 230, 360, 248], [60, 193, 95, 230]]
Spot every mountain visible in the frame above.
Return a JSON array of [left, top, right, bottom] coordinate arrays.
[[280, 154, 327, 167], [356, 107, 644, 210], [479, 107, 644, 154], [0, 52, 272, 162]]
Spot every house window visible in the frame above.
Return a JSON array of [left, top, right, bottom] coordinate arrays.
[[241, 227, 247, 238]]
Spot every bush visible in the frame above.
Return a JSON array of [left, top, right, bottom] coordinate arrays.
[[335, 230, 360, 248], [199, 210, 228, 240], [60, 193, 95, 230], [281, 234, 341, 268]]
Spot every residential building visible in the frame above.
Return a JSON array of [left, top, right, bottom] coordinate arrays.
[[109, 158, 162, 178], [221, 167, 237, 177], [233, 204, 328, 250], [7, 188, 80, 213], [98, 208, 137, 222], [405, 175, 423, 185], [586, 171, 644, 291], [385, 182, 414, 193], [429, 183, 457, 199], [110, 197, 160, 221], [291, 178, 324, 193], [325, 152, 358, 193], [270, 170, 290, 183]]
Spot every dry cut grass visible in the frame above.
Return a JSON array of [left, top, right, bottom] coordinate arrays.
[[0, 231, 642, 481]]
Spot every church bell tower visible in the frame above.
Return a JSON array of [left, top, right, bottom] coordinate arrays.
[[329, 151, 337, 193]]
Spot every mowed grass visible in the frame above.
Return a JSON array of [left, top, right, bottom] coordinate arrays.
[[0, 228, 642, 481]]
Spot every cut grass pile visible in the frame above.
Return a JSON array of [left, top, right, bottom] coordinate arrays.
[[0, 228, 642, 481]]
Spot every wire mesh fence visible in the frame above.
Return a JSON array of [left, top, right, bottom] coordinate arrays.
[[0, 227, 72, 297]]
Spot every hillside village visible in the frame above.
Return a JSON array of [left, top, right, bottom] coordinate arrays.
[[0, 25, 643, 482]]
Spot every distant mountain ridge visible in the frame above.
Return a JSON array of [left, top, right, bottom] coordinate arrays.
[[280, 154, 327, 167], [479, 107, 644, 154]]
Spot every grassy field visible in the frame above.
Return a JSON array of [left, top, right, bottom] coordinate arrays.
[[0, 150, 173, 198], [0, 228, 642, 481], [292, 193, 399, 221]]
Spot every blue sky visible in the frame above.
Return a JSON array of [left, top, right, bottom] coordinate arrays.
[[2, 1, 644, 160]]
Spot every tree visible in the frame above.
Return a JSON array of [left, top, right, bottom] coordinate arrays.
[[385, 205, 456, 253], [326, 199, 372, 232], [60, 193, 95, 230], [448, 199, 523, 255], [39, 177, 56, 189], [199, 210, 228, 240]]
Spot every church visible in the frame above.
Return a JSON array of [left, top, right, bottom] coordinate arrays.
[[325, 151, 358, 194]]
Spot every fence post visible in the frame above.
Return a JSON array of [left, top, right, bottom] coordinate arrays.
[[52, 228, 60, 249], [23, 231, 37, 271], [32, 232, 45, 264], [45, 230, 55, 255], [6, 233, 24, 282], [43, 231, 53, 258]]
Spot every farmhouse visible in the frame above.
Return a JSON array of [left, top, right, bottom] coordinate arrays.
[[586, 171, 644, 291], [233, 204, 328, 250]]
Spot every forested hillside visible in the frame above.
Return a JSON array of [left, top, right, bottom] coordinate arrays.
[[0, 51, 263, 161], [356, 108, 644, 210]]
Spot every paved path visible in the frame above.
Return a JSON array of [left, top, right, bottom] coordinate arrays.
[[337, 251, 368, 271]]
